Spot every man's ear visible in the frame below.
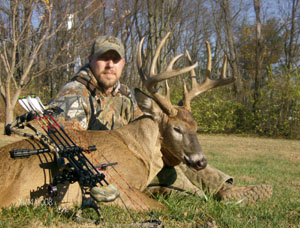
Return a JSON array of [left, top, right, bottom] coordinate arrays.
[[134, 88, 163, 121]]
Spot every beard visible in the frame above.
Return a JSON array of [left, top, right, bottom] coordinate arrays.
[[96, 70, 119, 89]]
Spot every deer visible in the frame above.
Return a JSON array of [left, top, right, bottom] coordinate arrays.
[[0, 33, 235, 213]]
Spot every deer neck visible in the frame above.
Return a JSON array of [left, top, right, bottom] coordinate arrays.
[[160, 146, 182, 167], [158, 113, 182, 167]]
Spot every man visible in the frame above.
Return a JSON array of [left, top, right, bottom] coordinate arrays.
[[50, 36, 141, 132], [50, 35, 272, 205]]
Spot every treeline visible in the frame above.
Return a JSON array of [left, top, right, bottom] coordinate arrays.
[[1, 0, 299, 138]]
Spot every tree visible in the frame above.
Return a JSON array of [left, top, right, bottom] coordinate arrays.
[[253, 0, 264, 120], [282, 0, 299, 70], [0, 0, 104, 127], [213, 0, 243, 96]]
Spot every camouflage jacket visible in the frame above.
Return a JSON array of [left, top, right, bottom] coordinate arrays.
[[49, 64, 142, 130]]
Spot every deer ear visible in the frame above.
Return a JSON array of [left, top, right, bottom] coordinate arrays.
[[134, 88, 163, 120]]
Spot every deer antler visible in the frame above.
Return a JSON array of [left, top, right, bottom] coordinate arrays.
[[137, 32, 198, 116], [181, 42, 236, 111]]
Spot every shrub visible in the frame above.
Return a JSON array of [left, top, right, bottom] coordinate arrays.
[[254, 67, 300, 138]]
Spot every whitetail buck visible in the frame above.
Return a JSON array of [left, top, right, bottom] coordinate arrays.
[[0, 33, 234, 212]]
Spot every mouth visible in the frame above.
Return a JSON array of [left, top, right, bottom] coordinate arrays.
[[104, 72, 116, 77], [102, 69, 116, 76], [184, 155, 207, 171]]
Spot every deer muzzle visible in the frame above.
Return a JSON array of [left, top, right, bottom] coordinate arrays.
[[184, 154, 207, 171]]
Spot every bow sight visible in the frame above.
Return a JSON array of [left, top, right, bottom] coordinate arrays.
[[6, 95, 119, 224]]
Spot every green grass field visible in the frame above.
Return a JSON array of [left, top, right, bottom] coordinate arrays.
[[0, 130, 299, 227]]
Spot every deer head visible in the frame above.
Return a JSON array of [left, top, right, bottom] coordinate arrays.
[[135, 33, 235, 171]]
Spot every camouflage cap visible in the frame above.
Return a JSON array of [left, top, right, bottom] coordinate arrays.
[[91, 36, 125, 59]]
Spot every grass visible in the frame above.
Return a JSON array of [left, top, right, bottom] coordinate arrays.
[[0, 129, 300, 227]]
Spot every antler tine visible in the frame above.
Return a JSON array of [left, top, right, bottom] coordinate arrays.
[[182, 41, 235, 111], [137, 36, 147, 83], [205, 41, 212, 73], [182, 50, 197, 111], [185, 50, 198, 89], [166, 54, 183, 71], [150, 32, 171, 76], [165, 80, 171, 101]]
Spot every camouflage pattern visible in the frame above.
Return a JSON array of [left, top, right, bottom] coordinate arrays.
[[177, 163, 232, 194], [49, 64, 142, 130], [91, 36, 125, 59], [148, 164, 232, 196], [149, 164, 273, 204]]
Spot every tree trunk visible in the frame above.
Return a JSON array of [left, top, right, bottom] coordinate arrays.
[[220, 0, 242, 96], [253, 0, 264, 123], [286, 0, 299, 70], [5, 103, 14, 127]]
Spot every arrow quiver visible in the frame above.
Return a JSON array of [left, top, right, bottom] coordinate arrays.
[[6, 96, 119, 224]]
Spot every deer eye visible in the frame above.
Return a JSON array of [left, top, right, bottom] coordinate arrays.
[[174, 127, 182, 134]]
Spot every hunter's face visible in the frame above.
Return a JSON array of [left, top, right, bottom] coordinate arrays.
[[89, 50, 125, 90]]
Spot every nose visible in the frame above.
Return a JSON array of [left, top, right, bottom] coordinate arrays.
[[106, 59, 114, 68], [184, 155, 207, 170], [196, 157, 207, 169]]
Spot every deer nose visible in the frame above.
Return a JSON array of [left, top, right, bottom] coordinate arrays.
[[196, 157, 207, 170], [184, 155, 207, 170]]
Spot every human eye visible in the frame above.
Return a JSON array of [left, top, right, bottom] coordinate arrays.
[[112, 56, 121, 63]]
